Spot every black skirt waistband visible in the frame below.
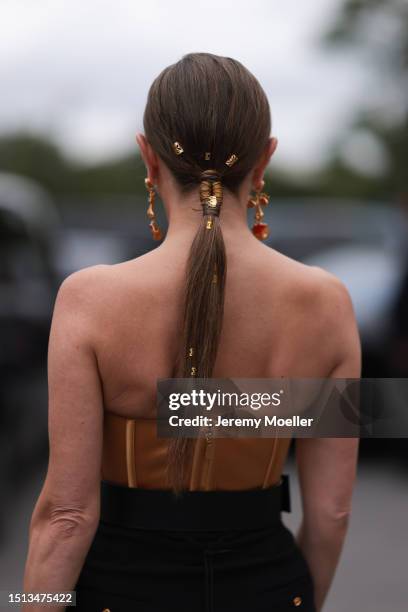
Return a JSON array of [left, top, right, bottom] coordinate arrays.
[[100, 475, 291, 531]]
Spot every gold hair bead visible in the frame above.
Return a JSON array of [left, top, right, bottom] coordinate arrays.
[[206, 219, 213, 230], [204, 152, 211, 160], [191, 366, 197, 376], [188, 347, 194, 357], [225, 153, 238, 167], [173, 141, 184, 155]]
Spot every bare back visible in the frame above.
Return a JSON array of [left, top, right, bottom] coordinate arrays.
[[80, 235, 359, 420]]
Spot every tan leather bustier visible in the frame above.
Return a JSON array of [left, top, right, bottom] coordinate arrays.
[[101, 412, 292, 491]]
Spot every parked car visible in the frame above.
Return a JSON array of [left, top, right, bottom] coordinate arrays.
[[0, 173, 60, 521]]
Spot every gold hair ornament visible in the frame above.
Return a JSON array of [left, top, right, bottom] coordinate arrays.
[[187, 346, 197, 377], [200, 169, 223, 228], [173, 141, 184, 155], [225, 153, 238, 167]]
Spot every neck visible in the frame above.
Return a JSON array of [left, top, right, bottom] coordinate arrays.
[[159, 188, 254, 248]]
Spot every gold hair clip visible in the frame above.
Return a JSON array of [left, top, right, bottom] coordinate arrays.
[[225, 153, 238, 167], [204, 152, 211, 160], [173, 141, 184, 155]]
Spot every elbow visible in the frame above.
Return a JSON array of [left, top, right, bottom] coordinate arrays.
[[31, 502, 99, 541], [323, 507, 351, 530], [48, 506, 100, 539], [303, 501, 352, 534]]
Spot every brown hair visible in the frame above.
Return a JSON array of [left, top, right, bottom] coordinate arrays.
[[143, 52, 271, 491]]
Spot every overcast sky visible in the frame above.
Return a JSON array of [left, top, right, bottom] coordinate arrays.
[[0, 0, 374, 172]]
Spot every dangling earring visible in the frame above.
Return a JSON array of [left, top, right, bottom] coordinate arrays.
[[247, 180, 270, 240], [145, 177, 163, 241]]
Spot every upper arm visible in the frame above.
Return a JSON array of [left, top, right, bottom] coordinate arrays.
[[35, 266, 106, 525], [296, 270, 361, 523], [325, 272, 361, 379]]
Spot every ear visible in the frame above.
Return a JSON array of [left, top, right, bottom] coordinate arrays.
[[135, 133, 160, 183], [252, 136, 278, 190]]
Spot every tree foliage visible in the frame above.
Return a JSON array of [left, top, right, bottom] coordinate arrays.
[[323, 0, 408, 199]]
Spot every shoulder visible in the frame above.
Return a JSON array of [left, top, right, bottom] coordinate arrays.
[[297, 263, 354, 320], [56, 264, 112, 305], [54, 255, 162, 324], [51, 264, 113, 344], [266, 248, 354, 318], [287, 257, 356, 330], [296, 263, 361, 375], [266, 249, 360, 375]]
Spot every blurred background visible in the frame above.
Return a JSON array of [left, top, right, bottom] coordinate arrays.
[[0, 0, 407, 609]]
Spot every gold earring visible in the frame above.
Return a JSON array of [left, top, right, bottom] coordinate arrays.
[[145, 177, 163, 241], [247, 180, 270, 240]]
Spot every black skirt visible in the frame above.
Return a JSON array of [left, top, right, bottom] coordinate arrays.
[[74, 480, 316, 612]]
